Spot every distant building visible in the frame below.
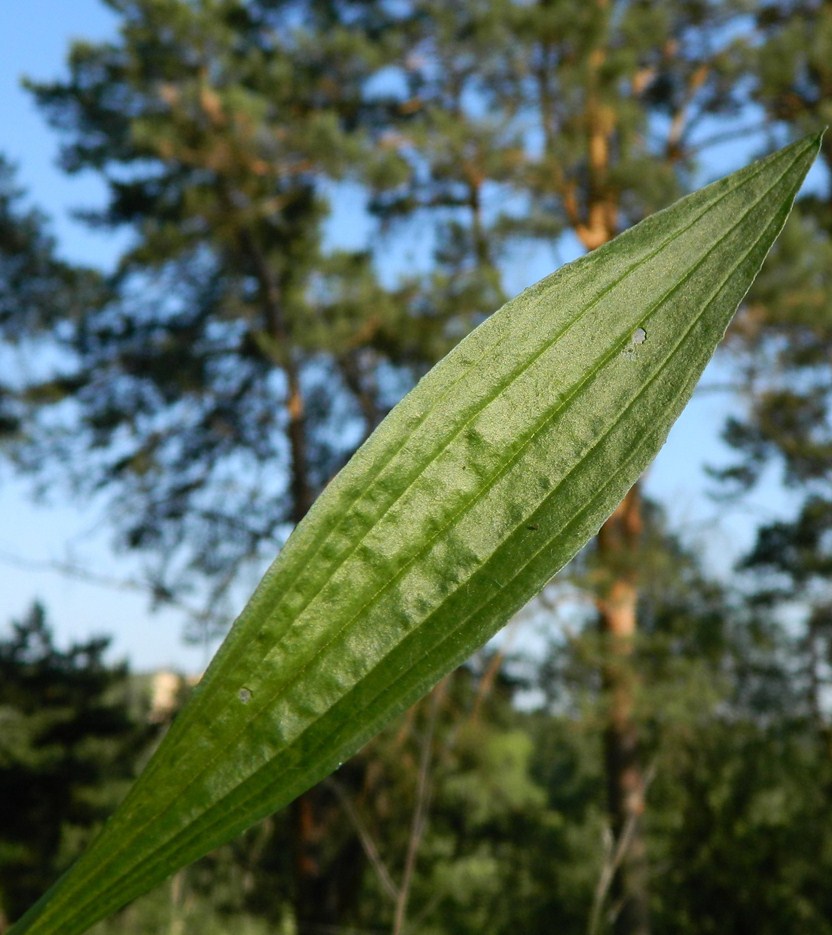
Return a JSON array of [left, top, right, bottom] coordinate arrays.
[[147, 669, 200, 723]]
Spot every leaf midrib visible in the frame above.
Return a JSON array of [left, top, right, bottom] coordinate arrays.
[[200, 147, 783, 683]]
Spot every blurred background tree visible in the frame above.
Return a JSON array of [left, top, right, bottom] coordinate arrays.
[[18, 0, 434, 630], [0, 603, 149, 931], [360, 2, 760, 929], [0, 157, 100, 443], [716, 0, 832, 767]]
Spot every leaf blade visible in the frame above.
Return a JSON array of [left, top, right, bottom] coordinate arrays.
[[10, 131, 822, 935]]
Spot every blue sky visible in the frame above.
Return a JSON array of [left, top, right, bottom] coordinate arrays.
[[0, 1, 804, 672], [0, 3, 121, 265]]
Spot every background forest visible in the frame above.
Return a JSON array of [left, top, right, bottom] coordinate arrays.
[[1, 1, 831, 933]]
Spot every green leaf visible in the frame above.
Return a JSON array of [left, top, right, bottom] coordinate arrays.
[[9, 132, 821, 935]]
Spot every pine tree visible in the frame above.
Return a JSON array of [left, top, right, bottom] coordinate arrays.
[[20, 0, 425, 622], [0, 603, 147, 930], [0, 158, 99, 442], [369, 3, 754, 930], [715, 0, 832, 760]]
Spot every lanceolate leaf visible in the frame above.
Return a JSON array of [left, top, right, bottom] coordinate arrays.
[[10, 133, 821, 935]]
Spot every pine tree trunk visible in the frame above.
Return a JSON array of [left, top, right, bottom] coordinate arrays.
[[291, 790, 327, 935], [574, 19, 651, 918], [596, 486, 650, 935]]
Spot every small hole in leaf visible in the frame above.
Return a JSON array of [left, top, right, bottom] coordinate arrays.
[[621, 328, 647, 359], [239, 688, 252, 704]]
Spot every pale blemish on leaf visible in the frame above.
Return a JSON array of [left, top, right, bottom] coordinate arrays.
[[622, 326, 648, 358]]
